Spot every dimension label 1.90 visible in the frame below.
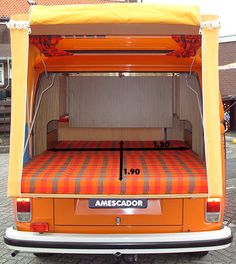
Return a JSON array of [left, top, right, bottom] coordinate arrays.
[[124, 168, 141, 175]]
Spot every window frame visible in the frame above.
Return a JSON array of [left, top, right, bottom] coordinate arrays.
[[0, 63, 4, 86]]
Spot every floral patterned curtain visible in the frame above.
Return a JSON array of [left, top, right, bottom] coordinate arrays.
[[168, 35, 201, 58], [30, 36, 73, 57]]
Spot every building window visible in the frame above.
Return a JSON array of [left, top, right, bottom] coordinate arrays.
[[0, 63, 4, 86]]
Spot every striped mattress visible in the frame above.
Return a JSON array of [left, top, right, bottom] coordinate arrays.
[[21, 141, 208, 195]]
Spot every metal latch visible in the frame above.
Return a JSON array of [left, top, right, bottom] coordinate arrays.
[[116, 217, 121, 225]]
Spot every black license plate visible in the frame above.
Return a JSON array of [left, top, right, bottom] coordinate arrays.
[[89, 199, 148, 208]]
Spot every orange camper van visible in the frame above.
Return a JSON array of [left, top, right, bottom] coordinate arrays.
[[4, 3, 232, 258]]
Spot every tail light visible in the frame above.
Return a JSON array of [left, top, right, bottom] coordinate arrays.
[[205, 198, 221, 223], [16, 198, 31, 222], [30, 222, 49, 233]]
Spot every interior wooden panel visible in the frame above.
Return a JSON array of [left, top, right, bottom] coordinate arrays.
[[34, 76, 60, 155], [47, 130, 58, 150], [47, 120, 58, 150], [59, 76, 68, 117], [58, 127, 163, 141], [68, 76, 173, 128], [178, 75, 203, 157], [184, 120, 192, 131], [58, 120, 185, 141], [184, 129, 193, 148], [166, 115, 185, 141]]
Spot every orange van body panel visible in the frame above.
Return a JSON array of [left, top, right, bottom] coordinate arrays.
[[52, 226, 183, 234], [16, 197, 224, 233], [56, 37, 180, 51], [54, 199, 182, 226], [34, 54, 201, 74], [182, 198, 222, 232]]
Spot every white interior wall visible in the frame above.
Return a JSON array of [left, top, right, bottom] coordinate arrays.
[[176, 74, 203, 157], [68, 76, 173, 128], [34, 76, 60, 155], [59, 76, 68, 117]]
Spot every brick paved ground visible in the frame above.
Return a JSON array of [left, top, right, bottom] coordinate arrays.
[[1, 138, 236, 263]]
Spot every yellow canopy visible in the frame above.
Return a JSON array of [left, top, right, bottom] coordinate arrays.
[[8, 27, 29, 197], [8, 4, 223, 199], [29, 4, 200, 35], [201, 25, 222, 199]]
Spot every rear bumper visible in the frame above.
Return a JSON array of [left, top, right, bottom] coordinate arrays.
[[4, 226, 232, 254]]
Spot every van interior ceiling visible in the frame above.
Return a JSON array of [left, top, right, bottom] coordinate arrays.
[[21, 72, 207, 196]]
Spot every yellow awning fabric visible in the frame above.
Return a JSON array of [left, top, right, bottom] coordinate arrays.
[[201, 24, 222, 198], [29, 4, 200, 35], [8, 27, 29, 197]]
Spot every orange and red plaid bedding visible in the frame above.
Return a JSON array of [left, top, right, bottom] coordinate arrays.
[[54, 141, 120, 149], [21, 141, 208, 195], [53, 140, 186, 150]]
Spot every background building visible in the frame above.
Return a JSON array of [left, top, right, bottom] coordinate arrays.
[[219, 35, 236, 131], [0, 16, 11, 138]]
